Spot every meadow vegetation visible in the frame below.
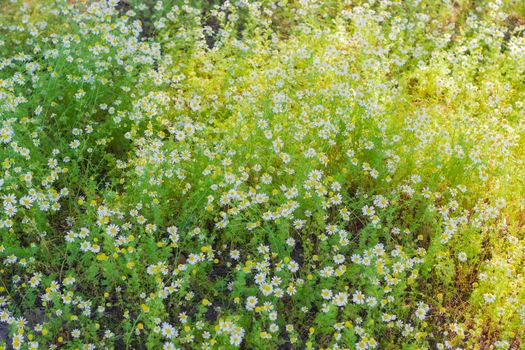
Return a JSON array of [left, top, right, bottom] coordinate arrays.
[[0, 0, 524, 349]]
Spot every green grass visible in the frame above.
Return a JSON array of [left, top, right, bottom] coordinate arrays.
[[0, 0, 524, 349]]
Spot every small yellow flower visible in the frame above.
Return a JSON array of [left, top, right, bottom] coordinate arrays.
[[96, 253, 108, 261]]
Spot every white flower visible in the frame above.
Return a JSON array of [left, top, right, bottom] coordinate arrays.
[[161, 323, 177, 339], [246, 296, 258, 310], [69, 139, 80, 149], [483, 293, 496, 303], [106, 224, 120, 237], [415, 305, 428, 320], [332, 292, 348, 306], [260, 283, 273, 296], [353, 290, 365, 304], [230, 249, 240, 260], [0, 125, 13, 143], [321, 289, 333, 300]]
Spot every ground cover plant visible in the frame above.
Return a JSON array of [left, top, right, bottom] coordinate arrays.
[[0, 0, 524, 349]]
